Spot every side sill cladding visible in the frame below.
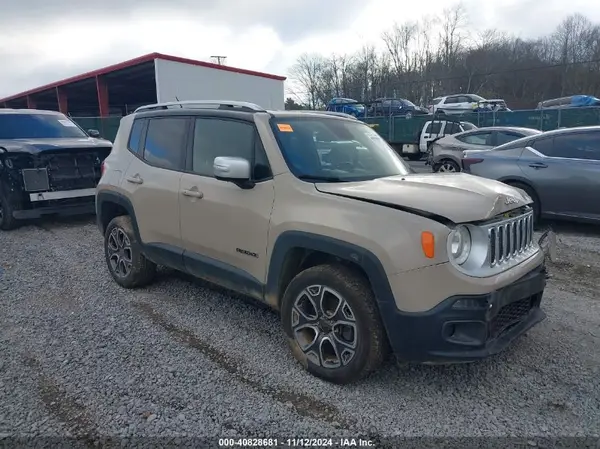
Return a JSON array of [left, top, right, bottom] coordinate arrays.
[[266, 231, 401, 330]]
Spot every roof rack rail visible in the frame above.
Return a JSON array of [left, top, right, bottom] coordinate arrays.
[[134, 100, 266, 113], [296, 110, 358, 120]]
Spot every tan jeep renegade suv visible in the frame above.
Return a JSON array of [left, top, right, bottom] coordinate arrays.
[[96, 100, 549, 384]]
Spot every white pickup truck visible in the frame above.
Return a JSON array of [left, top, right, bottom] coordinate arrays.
[[399, 119, 478, 160]]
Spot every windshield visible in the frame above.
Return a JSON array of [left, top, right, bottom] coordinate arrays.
[[402, 99, 417, 108], [270, 117, 411, 182], [0, 113, 88, 139], [470, 94, 486, 102]]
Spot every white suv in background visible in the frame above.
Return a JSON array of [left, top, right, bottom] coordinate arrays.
[[429, 94, 485, 115]]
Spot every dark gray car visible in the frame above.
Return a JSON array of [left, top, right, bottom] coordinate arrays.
[[429, 126, 541, 172], [461, 126, 600, 224]]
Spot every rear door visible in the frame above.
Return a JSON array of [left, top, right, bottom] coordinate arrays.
[[121, 116, 189, 267], [454, 130, 494, 151], [519, 131, 600, 219]]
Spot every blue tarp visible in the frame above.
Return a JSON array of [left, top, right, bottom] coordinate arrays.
[[571, 95, 600, 107]]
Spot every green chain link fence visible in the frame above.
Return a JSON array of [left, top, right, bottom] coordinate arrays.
[[72, 116, 122, 142], [73, 107, 600, 145]]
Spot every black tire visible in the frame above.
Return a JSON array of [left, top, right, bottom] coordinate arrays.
[[281, 264, 388, 384], [104, 215, 156, 288], [506, 181, 541, 222], [0, 190, 19, 231], [434, 159, 460, 173]]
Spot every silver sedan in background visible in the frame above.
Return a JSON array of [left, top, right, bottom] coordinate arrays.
[[428, 126, 541, 172], [461, 126, 600, 224]]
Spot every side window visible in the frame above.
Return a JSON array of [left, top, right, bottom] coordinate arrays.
[[496, 131, 521, 146], [392, 100, 403, 108], [192, 118, 272, 180], [444, 96, 458, 104], [425, 122, 442, 134], [457, 96, 471, 104], [143, 117, 187, 170], [551, 132, 600, 160], [127, 119, 146, 154], [382, 100, 392, 108], [445, 122, 460, 134], [530, 137, 554, 156], [457, 132, 492, 145]]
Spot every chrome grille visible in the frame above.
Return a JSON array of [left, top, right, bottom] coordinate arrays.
[[488, 211, 534, 267]]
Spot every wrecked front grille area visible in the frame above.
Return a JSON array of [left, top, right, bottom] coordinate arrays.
[[8, 149, 106, 192]]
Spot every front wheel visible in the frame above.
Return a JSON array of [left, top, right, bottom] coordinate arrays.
[[434, 159, 460, 173], [506, 181, 541, 223], [281, 264, 388, 384]]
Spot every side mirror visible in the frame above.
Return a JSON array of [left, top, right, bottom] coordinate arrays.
[[87, 129, 100, 138], [213, 156, 254, 189]]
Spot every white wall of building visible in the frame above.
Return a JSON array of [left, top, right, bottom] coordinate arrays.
[[154, 59, 285, 110]]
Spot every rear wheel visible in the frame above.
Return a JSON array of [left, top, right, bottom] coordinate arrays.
[[506, 181, 541, 223], [281, 264, 388, 384], [434, 159, 460, 173], [104, 215, 157, 288], [0, 191, 18, 231]]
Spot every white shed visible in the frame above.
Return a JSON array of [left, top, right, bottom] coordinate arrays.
[[153, 54, 286, 110]]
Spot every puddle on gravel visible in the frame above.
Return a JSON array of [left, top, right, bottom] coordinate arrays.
[[133, 301, 352, 429]]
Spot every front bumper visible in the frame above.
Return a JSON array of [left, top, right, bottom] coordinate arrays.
[[386, 263, 547, 363], [13, 196, 96, 219]]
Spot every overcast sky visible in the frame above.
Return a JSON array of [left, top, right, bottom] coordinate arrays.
[[1, 0, 600, 99]]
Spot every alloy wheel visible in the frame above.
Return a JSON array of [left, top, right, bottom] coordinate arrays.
[[439, 162, 458, 172], [107, 227, 133, 278], [291, 285, 358, 369]]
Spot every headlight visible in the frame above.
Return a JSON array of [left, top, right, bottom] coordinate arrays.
[[448, 225, 471, 265]]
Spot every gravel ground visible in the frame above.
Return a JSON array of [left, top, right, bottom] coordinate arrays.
[[1, 215, 599, 448]]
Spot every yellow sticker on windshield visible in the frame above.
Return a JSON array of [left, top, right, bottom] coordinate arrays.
[[277, 123, 294, 132]]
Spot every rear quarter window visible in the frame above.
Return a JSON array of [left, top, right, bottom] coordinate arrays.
[[127, 119, 146, 154]]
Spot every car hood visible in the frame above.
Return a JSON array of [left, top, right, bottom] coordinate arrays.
[[0, 137, 112, 154], [315, 173, 532, 223]]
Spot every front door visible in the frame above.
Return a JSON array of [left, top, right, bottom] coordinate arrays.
[[179, 116, 275, 297]]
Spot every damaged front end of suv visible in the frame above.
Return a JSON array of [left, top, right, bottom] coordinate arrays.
[[0, 110, 112, 230]]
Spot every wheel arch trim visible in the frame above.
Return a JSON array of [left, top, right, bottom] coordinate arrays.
[[95, 190, 142, 242]]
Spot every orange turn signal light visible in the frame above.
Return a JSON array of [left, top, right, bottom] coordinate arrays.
[[421, 231, 435, 258]]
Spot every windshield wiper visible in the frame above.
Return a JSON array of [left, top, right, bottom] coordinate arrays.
[[297, 174, 346, 182]]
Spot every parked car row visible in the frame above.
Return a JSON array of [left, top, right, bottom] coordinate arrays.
[[326, 94, 511, 119], [462, 126, 600, 224], [426, 121, 600, 225]]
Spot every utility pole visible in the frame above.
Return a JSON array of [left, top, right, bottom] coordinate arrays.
[[210, 56, 227, 65]]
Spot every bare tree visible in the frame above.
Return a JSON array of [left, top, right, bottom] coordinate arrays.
[[289, 9, 600, 109], [289, 53, 326, 109]]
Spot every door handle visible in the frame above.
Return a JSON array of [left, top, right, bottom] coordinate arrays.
[[125, 175, 143, 184], [181, 189, 204, 199], [528, 162, 548, 169]]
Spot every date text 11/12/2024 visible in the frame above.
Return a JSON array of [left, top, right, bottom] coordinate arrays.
[[218, 438, 375, 447]]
